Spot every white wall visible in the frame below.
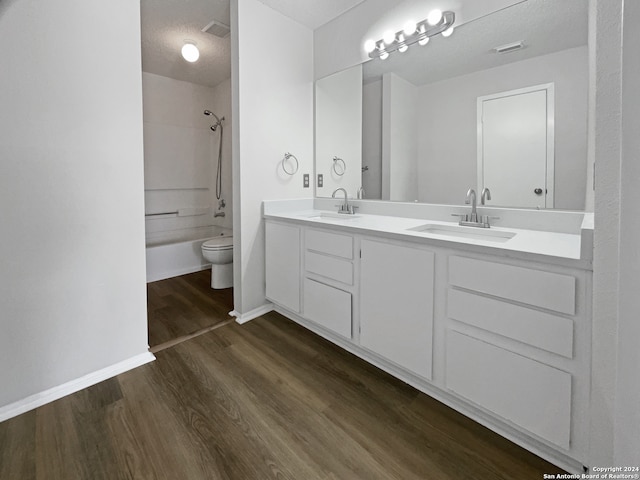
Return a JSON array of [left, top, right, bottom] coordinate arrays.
[[232, 0, 314, 314], [615, 0, 640, 466], [362, 79, 382, 199], [315, 64, 363, 198], [143, 73, 232, 235], [417, 46, 588, 209], [382, 73, 418, 201], [0, 0, 149, 411], [211, 77, 233, 231], [589, 0, 623, 467]]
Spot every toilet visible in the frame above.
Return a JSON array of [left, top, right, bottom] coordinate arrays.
[[201, 235, 233, 289]]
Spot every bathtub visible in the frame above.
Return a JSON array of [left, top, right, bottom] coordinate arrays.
[[145, 225, 232, 283]]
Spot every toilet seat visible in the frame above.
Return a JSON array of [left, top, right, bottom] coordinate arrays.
[[202, 237, 233, 251]]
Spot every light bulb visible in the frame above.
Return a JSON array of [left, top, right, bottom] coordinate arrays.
[[398, 44, 408, 53], [427, 9, 443, 26], [383, 30, 396, 45], [380, 51, 389, 60], [181, 42, 199, 62], [418, 36, 430, 46], [403, 21, 417, 35], [442, 26, 454, 37], [364, 39, 376, 53]]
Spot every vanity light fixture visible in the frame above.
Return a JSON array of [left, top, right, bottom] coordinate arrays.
[[181, 41, 200, 62], [365, 10, 455, 60], [427, 9, 443, 26]]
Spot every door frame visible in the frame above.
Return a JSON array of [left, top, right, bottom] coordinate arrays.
[[477, 83, 555, 208]]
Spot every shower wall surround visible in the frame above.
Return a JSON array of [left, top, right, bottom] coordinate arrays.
[[143, 72, 232, 234]]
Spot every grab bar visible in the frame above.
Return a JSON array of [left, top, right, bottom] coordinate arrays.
[[145, 211, 178, 217]]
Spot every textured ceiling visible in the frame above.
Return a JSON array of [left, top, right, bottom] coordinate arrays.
[[363, 0, 588, 86], [140, 0, 587, 89], [140, 0, 367, 88], [256, 0, 367, 29], [140, 0, 231, 88]]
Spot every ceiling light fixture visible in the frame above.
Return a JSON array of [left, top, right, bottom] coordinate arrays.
[[364, 10, 455, 60], [181, 41, 200, 62]]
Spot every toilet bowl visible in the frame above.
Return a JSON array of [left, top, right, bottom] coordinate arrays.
[[201, 236, 233, 289]]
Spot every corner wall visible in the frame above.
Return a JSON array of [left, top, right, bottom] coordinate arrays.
[[0, 0, 150, 414], [232, 0, 314, 315], [590, 0, 623, 467], [615, 0, 640, 466]]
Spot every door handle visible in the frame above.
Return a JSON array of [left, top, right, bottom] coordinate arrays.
[[534, 188, 544, 195]]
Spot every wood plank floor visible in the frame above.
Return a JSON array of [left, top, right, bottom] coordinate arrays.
[[0, 312, 564, 480], [147, 270, 233, 348]]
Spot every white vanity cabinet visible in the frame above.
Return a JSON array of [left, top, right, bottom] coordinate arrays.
[[443, 255, 591, 457], [302, 229, 355, 338], [263, 215, 592, 471], [360, 238, 435, 380], [265, 221, 301, 313]]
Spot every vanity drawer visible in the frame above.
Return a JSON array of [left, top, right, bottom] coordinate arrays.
[[447, 288, 574, 358], [306, 229, 353, 259], [303, 278, 352, 338], [446, 330, 571, 449], [305, 251, 353, 285], [448, 256, 576, 315]]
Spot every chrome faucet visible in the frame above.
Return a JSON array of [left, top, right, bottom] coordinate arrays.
[[465, 188, 478, 222], [481, 187, 491, 205], [332, 188, 357, 214], [452, 187, 497, 228]]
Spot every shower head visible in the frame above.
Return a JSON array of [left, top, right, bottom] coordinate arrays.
[[204, 109, 224, 131]]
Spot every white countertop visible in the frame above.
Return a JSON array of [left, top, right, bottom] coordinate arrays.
[[264, 207, 592, 270]]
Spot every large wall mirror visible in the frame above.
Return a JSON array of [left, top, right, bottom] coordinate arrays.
[[315, 0, 588, 210]]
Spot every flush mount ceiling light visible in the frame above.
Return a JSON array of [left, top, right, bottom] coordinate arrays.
[[364, 10, 455, 60], [181, 41, 200, 62]]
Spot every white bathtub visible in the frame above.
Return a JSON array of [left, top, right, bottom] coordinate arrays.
[[145, 225, 232, 283]]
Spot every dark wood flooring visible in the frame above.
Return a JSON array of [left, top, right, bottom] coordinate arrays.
[[0, 311, 563, 480], [147, 269, 233, 348]]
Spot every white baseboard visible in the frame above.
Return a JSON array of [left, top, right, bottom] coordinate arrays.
[[0, 352, 155, 423], [147, 264, 210, 283], [229, 303, 274, 325]]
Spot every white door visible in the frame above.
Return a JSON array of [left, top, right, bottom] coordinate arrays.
[[478, 84, 554, 208]]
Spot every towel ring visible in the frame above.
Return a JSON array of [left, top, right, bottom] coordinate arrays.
[[333, 156, 346, 176], [281, 152, 299, 175]]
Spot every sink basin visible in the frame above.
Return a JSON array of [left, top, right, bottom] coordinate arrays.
[[408, 224, 515, 243], [303, 212, 361, 221]]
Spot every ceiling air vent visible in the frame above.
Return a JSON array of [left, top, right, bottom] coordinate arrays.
[[202, 20, 230, 38], [494, 41, 524, 54]]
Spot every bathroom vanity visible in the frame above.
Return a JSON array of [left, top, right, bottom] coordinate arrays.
[[263, 199, 593, 473]]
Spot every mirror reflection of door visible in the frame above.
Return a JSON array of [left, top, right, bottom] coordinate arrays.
[[478, 83, 555, 209]]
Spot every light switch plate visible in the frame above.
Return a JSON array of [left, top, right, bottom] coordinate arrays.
[[318, 174, 323, 188], [303, 174, 309, 188]]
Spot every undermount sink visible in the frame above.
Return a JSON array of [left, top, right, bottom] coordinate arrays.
[[303, 212, 361, 221], [408, 223, 516, 243]]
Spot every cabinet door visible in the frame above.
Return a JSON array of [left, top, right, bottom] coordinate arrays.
[[265, 222, 300, 312], [360, 239, 435, 379]]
